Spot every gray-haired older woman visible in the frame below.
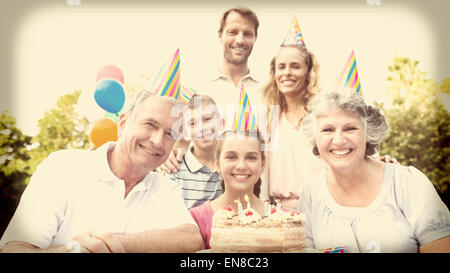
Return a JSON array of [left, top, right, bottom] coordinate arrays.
[[298, 89, 450, 253]]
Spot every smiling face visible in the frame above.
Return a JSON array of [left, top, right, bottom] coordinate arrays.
[[117, 95, 181, 172], [187, 102, 222, 151], [274, 46, 309, 97], [217, 134, 265, 195], [219, 11, 256, 66], [315, 110, 367, 172]]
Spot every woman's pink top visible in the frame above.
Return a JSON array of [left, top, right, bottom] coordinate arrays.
[[189, 203, 214, 249]]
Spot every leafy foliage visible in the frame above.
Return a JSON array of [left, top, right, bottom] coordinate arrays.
[[0, 90, 90, 237], [377, 56, 450, 207], [0, 112, 32, 236], [20, 90, 90, 179], [0, 112, 32, 175]]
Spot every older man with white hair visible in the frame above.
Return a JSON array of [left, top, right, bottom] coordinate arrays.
[[1, 72, 203, 253]]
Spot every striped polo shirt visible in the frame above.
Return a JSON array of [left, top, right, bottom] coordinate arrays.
[[169, 147, 222, 209]]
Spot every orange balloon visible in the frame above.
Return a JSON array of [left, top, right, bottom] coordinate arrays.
[[90, 118, 118, 148]]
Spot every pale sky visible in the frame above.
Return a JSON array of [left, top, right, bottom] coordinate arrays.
[[0, 0, 448, 136]]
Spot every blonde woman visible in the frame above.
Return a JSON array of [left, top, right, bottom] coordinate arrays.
[[260, 44, 324, 210], [261, 44, 396, 210]]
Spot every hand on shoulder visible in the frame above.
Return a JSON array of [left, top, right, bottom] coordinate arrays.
[[158, 147, 186, 174]]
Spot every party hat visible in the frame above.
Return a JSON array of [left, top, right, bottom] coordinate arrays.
[[335, 50, 362, 94], [180, 85, 197, 104], [320, 246, 347, 253], [231, 84, 257, 131], [281, 16, 306, 46], [150, 49, 181, 99]]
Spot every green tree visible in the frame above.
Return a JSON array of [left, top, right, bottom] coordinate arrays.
[[22, 90, 91, 178], [377, 56, 450, 207], [0, 111, 32, 237], [0, 90, 90, 237]]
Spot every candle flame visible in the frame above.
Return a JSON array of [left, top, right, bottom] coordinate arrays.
[[244, 194, 251, 209], [234, 198, 241, 204]]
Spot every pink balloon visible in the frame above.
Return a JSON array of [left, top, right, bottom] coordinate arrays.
[[96, 65, 124, 85]]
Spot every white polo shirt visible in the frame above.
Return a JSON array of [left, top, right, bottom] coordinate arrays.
[[196, 68, 265, 127], [0, 142, 196, 249]]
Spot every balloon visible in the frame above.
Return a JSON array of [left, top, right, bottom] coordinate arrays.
[[96, 65, 124, 85], [90, 118, 118, 148], [94, 79, 125, 113]]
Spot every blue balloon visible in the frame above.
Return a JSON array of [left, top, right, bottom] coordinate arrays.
[[94, 79, 125, 113]]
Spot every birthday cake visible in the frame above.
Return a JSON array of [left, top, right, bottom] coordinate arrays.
[[209, 204, 306, 253]]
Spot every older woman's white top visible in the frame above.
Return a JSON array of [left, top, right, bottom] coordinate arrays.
[[298, 163, 450, 253]]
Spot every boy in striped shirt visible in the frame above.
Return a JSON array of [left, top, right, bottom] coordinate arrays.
[[169, 94, 223, 209]]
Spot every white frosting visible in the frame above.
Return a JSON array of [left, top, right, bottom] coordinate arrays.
[[268, 209, 290, 222], [268, 206, 305, 222], [240, 208, 262, 225], [213, 207, 235, 224], [290, 212, 306, 222]]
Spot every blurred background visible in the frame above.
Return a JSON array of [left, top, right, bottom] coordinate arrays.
[[0, 0, 449, 237]]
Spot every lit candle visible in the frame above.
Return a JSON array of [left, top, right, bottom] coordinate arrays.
[[264, 201, 269, 217], [234, 198, 242, 217], [244, 194, 250, 209]]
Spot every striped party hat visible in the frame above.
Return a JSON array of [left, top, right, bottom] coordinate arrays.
[[150, 49, 181, 99], [179, 85, 197, 104], [335, 50, 362, 94], [281, 16, 306, 47], [321, 246, 347, 253], [231, 84, 257, 131]]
